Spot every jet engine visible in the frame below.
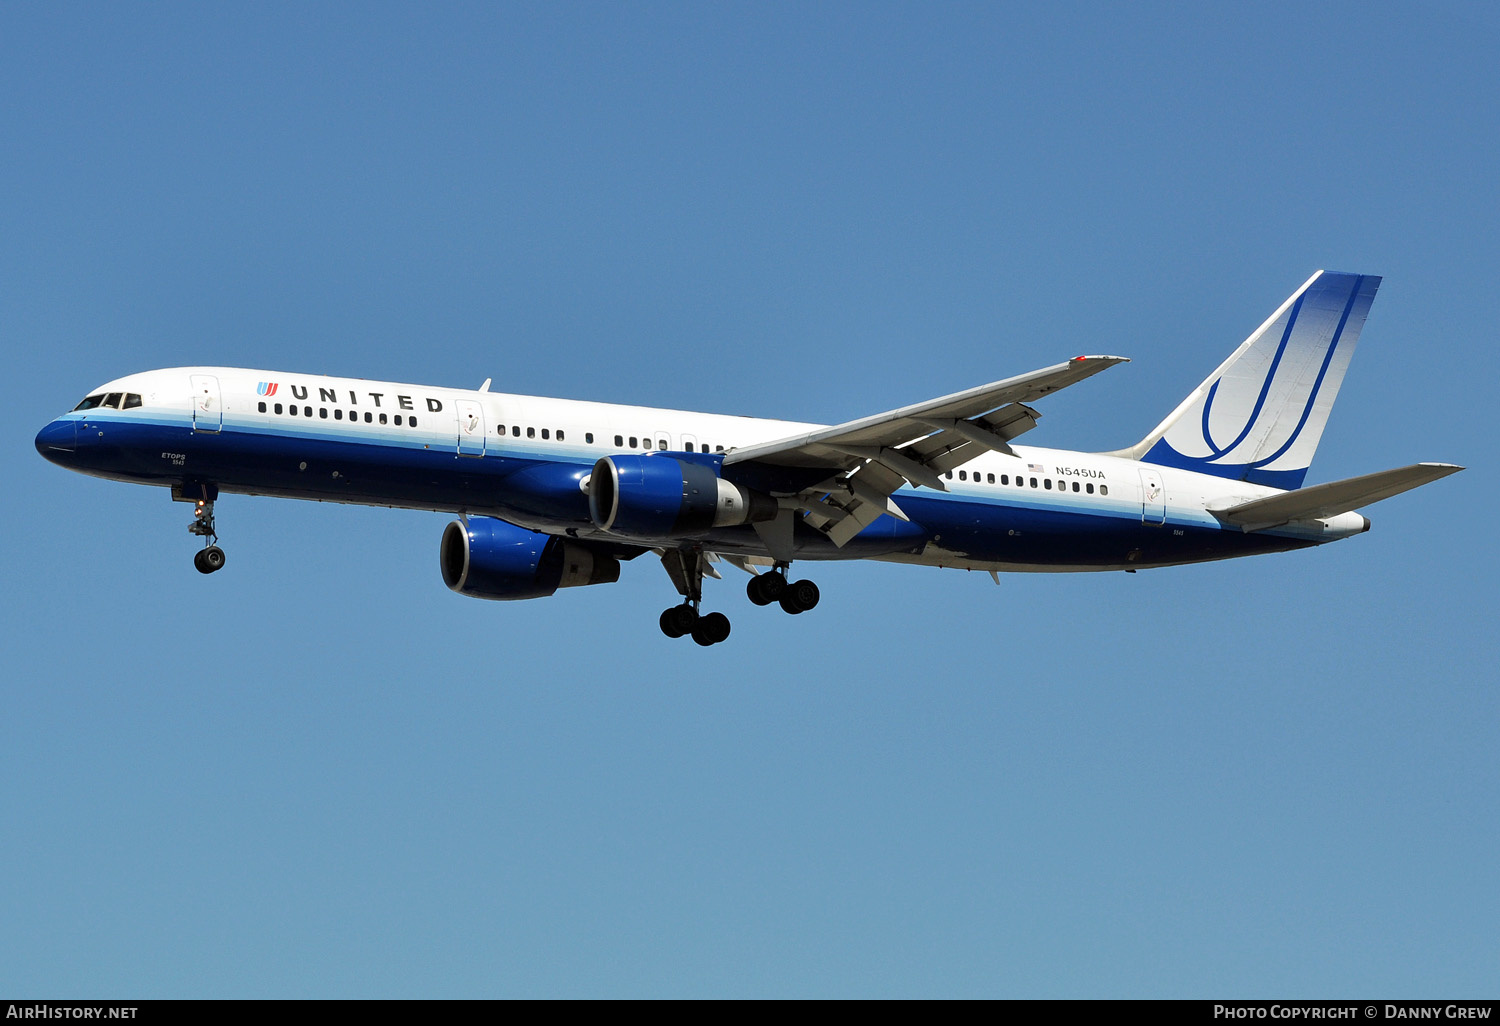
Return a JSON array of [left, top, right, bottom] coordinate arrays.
[[587, 454, 776, 539], [440, 517, 620, 601]]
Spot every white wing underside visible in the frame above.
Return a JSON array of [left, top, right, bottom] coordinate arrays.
[[720, 356, 1128, 557]]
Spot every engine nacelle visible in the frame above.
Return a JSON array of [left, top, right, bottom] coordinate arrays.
[[440, 517, 620, 601], [587, 455, 776, 539]]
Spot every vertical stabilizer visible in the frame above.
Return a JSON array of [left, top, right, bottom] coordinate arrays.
[[1126, 271, 1380, 489]]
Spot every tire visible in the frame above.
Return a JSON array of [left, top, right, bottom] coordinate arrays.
[[747, 573, 785, 606], [660, 604, 698, 639], [702, 611, 731, 643], [779, 579, 819, 613], [193, 550, 211, 574], [691, 612, 730, 646], [202, 546, 226, 573]]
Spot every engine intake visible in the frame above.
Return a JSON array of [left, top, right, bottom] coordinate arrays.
[[588, 455, 776, 539], [440, 517, 620, 601]]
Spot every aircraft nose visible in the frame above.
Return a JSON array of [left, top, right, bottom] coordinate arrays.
[[34, 419, 76, 461]]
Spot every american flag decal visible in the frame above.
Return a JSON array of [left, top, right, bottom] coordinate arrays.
[[258, 382, 278, 396], [1028, 462, 1044, 473]]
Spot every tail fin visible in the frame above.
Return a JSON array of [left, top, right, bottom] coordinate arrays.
[[1121, 271, 1381, 489]]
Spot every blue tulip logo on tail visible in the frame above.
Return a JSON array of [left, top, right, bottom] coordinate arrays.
[[1135, 271, 1380, 490], [258, 382, 279, 397]]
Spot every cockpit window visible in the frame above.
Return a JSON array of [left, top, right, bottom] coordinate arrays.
[[72, 392, 143, 412]]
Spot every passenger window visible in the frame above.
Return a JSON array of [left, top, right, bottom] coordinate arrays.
[[658, 439, 667, 451], [541, 428, 549, 440], [629, 436, 637, 448], [409, 416, 417, 428], [123, 394, 142, 409], [365, 412, 372, 423], [557, 430, 564, 441], [275, 403, 283, 415], [614, 435, 623, 446], [394, 415, 403, 426], [1044, 479, 1052, 490], [1100, 485, 1108, 496], [290, 405, 298, 416], [320, 408, 328, 419], [1029, 478, 1037, 488], [258, 402, 267, 413], [334, 409, 342, 420], [959, 470, 967, 481], [304, 406, 312, 417], [1072, 481, 1079, 492], [585, 432, 594, 444], [1001, 474, 1008, 485], [527, 427, 535, 438], [945, 471, 953, 480], [685, 442, 695, 452], [379, 413, 387, 424], [987, 473, 995, 484], [1086, 483, 1094, 494]]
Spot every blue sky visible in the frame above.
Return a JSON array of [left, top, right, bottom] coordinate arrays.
[[3, 2, 1495, 997]]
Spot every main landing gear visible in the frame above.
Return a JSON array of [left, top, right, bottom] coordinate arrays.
[[659, 604, 732, 647], [745, 566, 820, 614], [657, 548, 732, 646], [184, 486, 226, 575], [656, 551, 820, 646]]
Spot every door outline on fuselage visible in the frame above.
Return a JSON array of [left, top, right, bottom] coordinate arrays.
[[190, 374, 222, 433], [456, 399, 486, 457], [1139, 468, 1166, 525]]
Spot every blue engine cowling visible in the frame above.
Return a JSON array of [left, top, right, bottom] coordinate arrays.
[[588, 454, 776, 539], [440, 517, 620, 600]]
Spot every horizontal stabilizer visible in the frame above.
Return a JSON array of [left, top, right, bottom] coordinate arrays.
[[1211, 462, 1463, 529]]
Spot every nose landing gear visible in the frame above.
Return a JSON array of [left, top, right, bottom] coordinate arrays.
[[179, 484, 226, 575]]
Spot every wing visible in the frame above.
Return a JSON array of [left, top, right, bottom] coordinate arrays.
[[722, 355, 1128, 555]]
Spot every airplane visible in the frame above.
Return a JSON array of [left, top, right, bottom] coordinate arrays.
[[34, 271, 1462, 646]]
